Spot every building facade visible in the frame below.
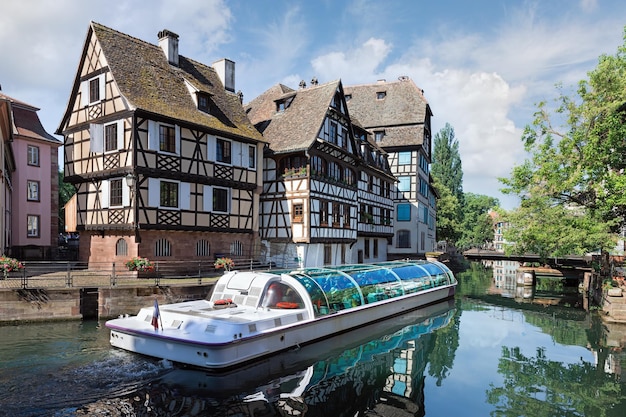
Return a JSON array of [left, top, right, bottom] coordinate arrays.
[[246, 80, 395, 267], [1, 92, 60, 259], [57, 23, 265, 268], [345, 77, 437, 258]]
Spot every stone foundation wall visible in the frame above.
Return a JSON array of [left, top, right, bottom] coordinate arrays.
[[0, 288, 81, 324], [0, 284, 215, 324]]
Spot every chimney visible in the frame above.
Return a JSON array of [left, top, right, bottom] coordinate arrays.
[[212, 59, 235, 92], [158, 29, 179, 66]]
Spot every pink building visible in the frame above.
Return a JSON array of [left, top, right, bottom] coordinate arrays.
[[0, 92, 61, 259]]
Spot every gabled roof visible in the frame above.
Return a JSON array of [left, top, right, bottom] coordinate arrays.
[[344, 77, 431, 148], [246, 80, 341, 154], [0, 92, 60, 145], [58, 22, 263, 142]]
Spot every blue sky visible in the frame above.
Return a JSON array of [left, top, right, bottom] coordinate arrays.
[[1, 0, 625, 209]]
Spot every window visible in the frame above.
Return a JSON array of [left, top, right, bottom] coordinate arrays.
[[373, 239, 379, 258], [155, 238, 171, 257], [397, 230, 410, 248], [231, 240, 243, 256], [293, 203, 304, 223], [374, 131, 384, 142], [319, 200, 329, 226], [328, 162, 341, 181], [248, 145, 256, 169], [311, 155, 326, 176], [213, 187, 229, 212], [345, 94, 352, 101], [364, 238, 370, 258], [324, 244, 331, 265], [367, 175, 374, 192], [27, 145, 39, 166], [398, 151, 411, 165], [329, 122, 337, 145], [419, 177, 429, 197], [27, 215, 40, 237], [344, 167, 355, 186], [397, 204, 411, 221], [197, 240, 210, 257], [197, 93, 210, 113], [332, 202, 341, 225], [89, 77, 100, 103], [159, 125, 176, 153], [104, 123, 117, 152], [398, 176, 411, 192], [343, 204, 351, 227], [216, 139, 231, 164], [116, 239, 128, 256], [376, 91, 386, 99], [27, 180, 40, 201], [160, 181, 178, 208], [421, 231, 426, 251], [110, 179, 123, 207]]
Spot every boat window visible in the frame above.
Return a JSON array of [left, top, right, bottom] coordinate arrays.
[[302, 270, 362, 312], [261, 282, 305, 309], [348, 267, 401, 304]]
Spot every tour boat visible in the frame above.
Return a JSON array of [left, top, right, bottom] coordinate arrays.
[[106, 260, 457, 370]]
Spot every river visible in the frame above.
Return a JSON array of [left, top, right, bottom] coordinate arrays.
[[0, 261, 625, 416]]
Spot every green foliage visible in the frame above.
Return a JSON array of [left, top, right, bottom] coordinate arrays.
[[58, 170, 76, 232], [432, 123, 464, 204], [432, 176, 462, 242], [500, 27, 626, 259], [457, 193, 499, 249]]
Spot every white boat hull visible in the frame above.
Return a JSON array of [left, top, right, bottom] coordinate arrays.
[[108, 285, 454, 370]]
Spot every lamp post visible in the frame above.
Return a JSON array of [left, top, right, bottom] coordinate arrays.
[[125, 173, 141, 243]]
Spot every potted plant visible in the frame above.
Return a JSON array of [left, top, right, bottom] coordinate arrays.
[[214, 257, 235, 272], [125, 257, 155, 272], [0, 256, 24, 280]]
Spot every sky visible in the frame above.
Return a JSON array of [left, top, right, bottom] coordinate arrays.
[[1, 0, 625, 209]]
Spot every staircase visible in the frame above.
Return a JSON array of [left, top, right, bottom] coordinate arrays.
[[603, 287, 626, 323]]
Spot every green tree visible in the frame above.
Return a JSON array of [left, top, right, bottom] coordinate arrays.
[[432, 123, 463, 203], [58, 170, 76, 233], [432, 176, 461, 243], [432, 123, 464, 242], [499, 28, 626, 259], [457, 193, 499, 249]]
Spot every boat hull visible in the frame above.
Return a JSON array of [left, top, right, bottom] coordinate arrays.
[[107, 284, 455, 370]]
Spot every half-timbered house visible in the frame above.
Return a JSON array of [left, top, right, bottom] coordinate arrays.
[[57, 22, 265, 268], [345, 77, 437, 257], [246, 80, 395, 267]]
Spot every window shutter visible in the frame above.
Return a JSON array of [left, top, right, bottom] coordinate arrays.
[[232, 141, 242, 167], [98, 74, 106, 101], [175, 125, 181, 154], [101, 180, 110, 208], [122, 179, 130, 206], [90, 124, 104, 153], [80, 81, 88, 107], [206, 135, 216, 160], [180, 182, 190, 210], [148, 178, 160, 207], [204, 185, 213, 211], [148, 121, 158, 150], [116, 120, 125, 150]]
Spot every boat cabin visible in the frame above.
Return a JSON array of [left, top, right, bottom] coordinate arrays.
[[209, 260, 456, 318]]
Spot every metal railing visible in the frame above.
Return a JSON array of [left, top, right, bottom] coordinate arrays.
[[0, 258, 299, 290]]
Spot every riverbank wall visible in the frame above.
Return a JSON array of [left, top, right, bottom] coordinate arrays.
[[0, 284, 215, 325]]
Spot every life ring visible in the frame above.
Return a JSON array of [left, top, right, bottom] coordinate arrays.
[[214, 298, 233, 306], [276, 301, 299, 309]]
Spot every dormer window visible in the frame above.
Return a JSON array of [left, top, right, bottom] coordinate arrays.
[[277, 101, 286, 112], [376, 91, 386, 100], [374, 130, 385, 142], [197, 93, 210, 113], [345, 94, 352, 101]]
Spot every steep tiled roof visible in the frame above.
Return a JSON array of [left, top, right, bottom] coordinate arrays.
[[344, 77, 430, 147], [246, 80, 340, 154], [0, 92, 60, 144], [63, 22, 263, 142]]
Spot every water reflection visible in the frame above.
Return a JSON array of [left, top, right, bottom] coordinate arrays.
[[93, 299, 456, 416]]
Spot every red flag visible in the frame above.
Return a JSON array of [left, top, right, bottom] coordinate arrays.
[[151, 299, 160, 330]]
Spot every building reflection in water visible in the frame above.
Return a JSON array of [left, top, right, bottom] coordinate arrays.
[[108, 299, 456, 416]]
